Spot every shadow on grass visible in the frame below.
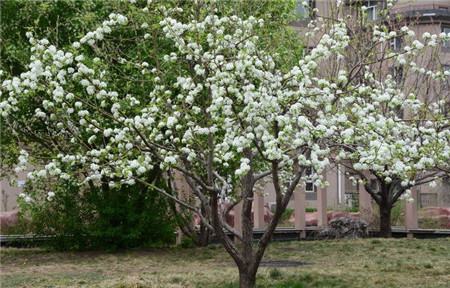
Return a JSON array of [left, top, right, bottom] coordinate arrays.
[[211, 272, 349, 288]]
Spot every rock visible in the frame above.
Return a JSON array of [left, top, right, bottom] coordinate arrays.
[[318, 217, 368, 239]]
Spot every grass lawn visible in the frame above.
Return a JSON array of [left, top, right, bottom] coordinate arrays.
[[1, 238, 449, 287]]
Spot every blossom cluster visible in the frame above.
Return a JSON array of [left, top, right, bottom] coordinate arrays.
[[1, 2, 449, 207]]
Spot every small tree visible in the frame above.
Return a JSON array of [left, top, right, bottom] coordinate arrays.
[[320, 2, 450, 237], [334, 93, 449, 236], [1, 2, 350, 286], [0, 0, 181, 248], [0, 0, 303, 248]]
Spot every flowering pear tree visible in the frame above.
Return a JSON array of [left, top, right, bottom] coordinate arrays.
[[0, 1, 352, 286], [334, 84, 450, 236], [0, 1, 208, 246], [315, 2, 450, 237], [1, 0, 304, 248]]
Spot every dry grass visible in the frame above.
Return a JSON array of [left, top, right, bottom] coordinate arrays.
[[1, 238, 449, 287]]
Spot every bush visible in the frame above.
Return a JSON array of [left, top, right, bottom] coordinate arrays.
[[269, 268, 283, 279], [344, 206, 359, 213], [418, 217, 444, 229], [2, 0, 178, 250], [305, 207, 317, 213], [18, 172, 175, 250], [280, 208, 294, 222], [390, 201, 405, 226]]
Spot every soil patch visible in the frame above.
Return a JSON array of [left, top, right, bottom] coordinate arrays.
[[260, 260, 309, 267]]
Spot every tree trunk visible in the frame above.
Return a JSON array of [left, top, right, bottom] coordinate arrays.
[[197, 221, 210, 246], [379, 204, 392, 238], [238, 267, 257, 288]]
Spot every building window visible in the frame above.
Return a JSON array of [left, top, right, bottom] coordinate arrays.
[[443, 26, 450, 48], [305, 167, 315, 193], [390, 36, 402, 51], [391, 65, 404, 83], [419, 193, 438, 208], [344, 172, 359, 208], [17, 180, 26, 188], [365, 1, 378, 21], [296, 0, 316, 20]]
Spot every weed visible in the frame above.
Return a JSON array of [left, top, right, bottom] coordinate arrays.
[[269, 268, 283, 279]]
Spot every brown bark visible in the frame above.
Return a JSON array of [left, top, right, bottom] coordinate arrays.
[[169, 135, 305, 287], [197, 204, 211, 246], [379, 204, 392, 238], [238, 267, 257, 288], [197, 221, 211, 246], [375, 180, 392, 238]]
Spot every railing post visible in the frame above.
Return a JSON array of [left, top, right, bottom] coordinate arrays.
[[294, 187, 306, 239], [233, 201, 243, 244], [253, 192, 265, 229], [317, 185, 328, 228], [405, 188, 418, 238], [358, 177, 373, 224], [176, 228, 183, 245], [172, 170, 194, 246]]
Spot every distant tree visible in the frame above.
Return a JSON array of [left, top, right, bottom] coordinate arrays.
[[318, 1, 450, 237]]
